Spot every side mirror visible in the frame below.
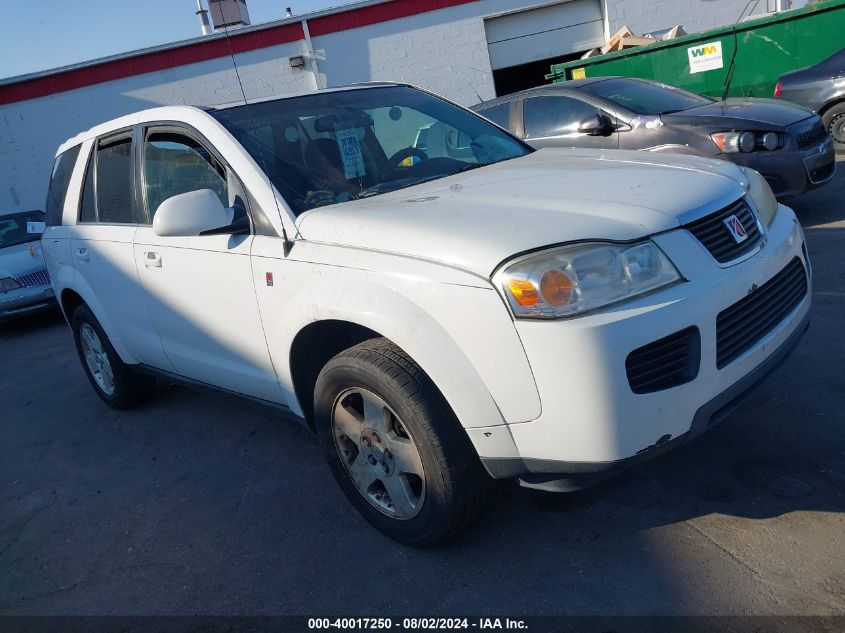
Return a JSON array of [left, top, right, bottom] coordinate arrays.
[[577, 113, 614, 136], [153, 189, 232, 237]]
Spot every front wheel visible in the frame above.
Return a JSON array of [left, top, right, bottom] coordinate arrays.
[[314, 338, 486, 545], [822, 102, 845, 151]]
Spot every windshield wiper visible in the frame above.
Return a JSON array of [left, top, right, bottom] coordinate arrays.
[[448, 162, 487, 176]]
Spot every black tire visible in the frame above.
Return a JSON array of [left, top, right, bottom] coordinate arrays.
[[314, 338, 487, 545], [822, 102, 845, 151], [71, 304, 156, 409]]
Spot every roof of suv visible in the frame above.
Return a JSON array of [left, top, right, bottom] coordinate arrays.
[[56, 81, 408, 155]]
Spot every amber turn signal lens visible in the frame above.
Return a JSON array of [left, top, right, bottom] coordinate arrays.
[[506, 279, 538, 307], [540, 269, 573, 307]]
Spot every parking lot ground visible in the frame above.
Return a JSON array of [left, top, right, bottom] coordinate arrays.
[[1, 163, 844, 617]]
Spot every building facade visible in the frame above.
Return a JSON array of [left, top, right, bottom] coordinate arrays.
[[0, 0, 785, 212]]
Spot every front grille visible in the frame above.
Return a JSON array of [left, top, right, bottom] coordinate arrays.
[[796, 123, 827, 149], [716, 258, 807, 369], [684, 198, 762, 264], [15, 268, 51, 288], [626, 327, 701, 394]]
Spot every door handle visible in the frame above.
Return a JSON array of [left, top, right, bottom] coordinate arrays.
[[144, 251, 162, 268], [74, 247, 89, 263]]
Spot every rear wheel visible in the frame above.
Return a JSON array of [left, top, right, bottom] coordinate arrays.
[[822, 102, 845, 151], [314, 338, 486, 545], [71, 305, 155, 409]]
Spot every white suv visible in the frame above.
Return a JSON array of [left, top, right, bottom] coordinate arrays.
[[43, 83, 811, 544]]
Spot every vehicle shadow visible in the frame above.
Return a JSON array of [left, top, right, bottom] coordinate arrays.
[[0, 306, 62, 337]]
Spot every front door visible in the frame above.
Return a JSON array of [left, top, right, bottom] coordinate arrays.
[[133, 127, 283, 403]]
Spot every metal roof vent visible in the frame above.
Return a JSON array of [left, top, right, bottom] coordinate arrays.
[[208, 0, 251, 30]]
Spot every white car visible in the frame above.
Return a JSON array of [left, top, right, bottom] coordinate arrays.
[[43, 83, 811, 544], [1, 210, 55, 320]]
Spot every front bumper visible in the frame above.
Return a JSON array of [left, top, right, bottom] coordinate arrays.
[[483, 204, 810, 489], [0, 285, 56, 320], [723, 138, 836, 200]]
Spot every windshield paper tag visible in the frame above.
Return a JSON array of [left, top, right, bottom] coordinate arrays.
[[26, 221, 46, 234], [335, 126, 366, 180], [687, 41, 723, 74]]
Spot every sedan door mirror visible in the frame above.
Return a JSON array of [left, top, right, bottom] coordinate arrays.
[[577, 113, 614, 137], [153, 189, 232, 237]]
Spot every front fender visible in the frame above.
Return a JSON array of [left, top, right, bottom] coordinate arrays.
[[251, 244, 541, 430]]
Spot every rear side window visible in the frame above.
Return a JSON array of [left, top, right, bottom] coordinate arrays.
[[523, 96, 603, 138], [45, 145, 81, 226], [476, 103, 511, 130], [79, 135, 137, 224]]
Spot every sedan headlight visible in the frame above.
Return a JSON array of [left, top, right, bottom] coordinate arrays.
[[711, 131, 780, 153], [0, 277, 21, 292], [497, 241, 683, 319], [711, 131, 756, 153], [739, 166, 778, 227]]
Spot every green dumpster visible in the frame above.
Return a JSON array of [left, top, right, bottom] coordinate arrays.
[[548, 0, 845, 99]]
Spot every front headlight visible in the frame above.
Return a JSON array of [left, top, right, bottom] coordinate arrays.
[[711, 131, 756, 153], [0, 277, 21, 292], [497, 241, 683, 319], [740, 166, 778, 227]]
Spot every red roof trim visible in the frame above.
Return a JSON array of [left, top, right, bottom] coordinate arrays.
[[309, 0, 480, 36], [0, 0, 481, 106]]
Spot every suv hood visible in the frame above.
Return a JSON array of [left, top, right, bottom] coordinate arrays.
[[297, 148, 746, 277], [662, 98, 814, 130]]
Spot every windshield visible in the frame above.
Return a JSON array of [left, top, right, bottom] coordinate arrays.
[[212, 85, 531, 215], [0, 211, 45, 249], [581, 78, 714, 115]]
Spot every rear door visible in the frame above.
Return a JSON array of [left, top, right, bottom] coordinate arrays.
[[520, 94, 619, 149], [69, 131, 172, 369], [132, 125, 283, 403]]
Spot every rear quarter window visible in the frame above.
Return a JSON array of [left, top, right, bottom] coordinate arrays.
[[45, 145, 81, 226], [476, 103, 511, 131]]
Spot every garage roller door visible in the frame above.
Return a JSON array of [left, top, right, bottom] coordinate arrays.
[[485, 0, 604, 70]]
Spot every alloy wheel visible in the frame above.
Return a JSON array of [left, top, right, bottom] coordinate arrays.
[[331, 388, 426, 520], [80, 323, 115, 396]]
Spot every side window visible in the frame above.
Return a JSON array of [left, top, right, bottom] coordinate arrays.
[[143, 132, 228, 219], [523, 96, 603, 139], [78, 136, 136, 224], [45, 145, 81, 226], [476, 103, 511, 130], [96, 139, 135, 223]]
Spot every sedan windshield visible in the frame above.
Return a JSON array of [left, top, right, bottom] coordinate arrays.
[[0, 211, 45, 249], [212, 85, 530, 215], [581, 78, 714, 115]]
